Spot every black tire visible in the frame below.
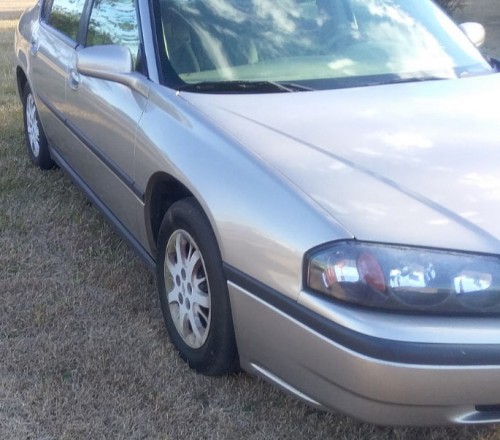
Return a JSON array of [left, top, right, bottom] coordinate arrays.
[[22, 83, 55, 170], [156, 198, 239, 375]]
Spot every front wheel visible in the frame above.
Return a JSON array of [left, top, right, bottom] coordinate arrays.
[[156, 198, 239, 375], [22, 83, 55, 169]]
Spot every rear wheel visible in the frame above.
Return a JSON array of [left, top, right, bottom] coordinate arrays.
[[156, 198, 239, 375], [22, 83, 55, 169]]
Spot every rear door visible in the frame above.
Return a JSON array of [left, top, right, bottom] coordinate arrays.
[[63, 0, 149, 237], [29, 0, 86, 152]]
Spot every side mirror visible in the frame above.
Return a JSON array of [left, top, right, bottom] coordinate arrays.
[[459, 22, 486, 48], [76, 44, 149, 97]]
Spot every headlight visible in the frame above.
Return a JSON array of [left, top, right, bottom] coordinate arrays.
[[305, 241, 500, 314]]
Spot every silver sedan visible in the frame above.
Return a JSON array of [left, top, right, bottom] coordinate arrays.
[[14, 0, 500, 426]]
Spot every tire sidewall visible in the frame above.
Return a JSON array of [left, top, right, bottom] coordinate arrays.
[[156, 198, 238, 375], [22, 83, 54, 170]]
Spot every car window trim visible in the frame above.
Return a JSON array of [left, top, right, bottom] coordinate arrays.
[[134, 0, 149, 77], [139, 0, 158, 82], [76, 0, 93, 45], [40, 0, 54, 21]]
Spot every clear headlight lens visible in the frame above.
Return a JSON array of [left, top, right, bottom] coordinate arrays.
[[306, 241, 500, 314]]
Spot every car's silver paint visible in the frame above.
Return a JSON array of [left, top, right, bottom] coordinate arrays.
[[298, 290, 500, 344], [182, 78, 500, 255], [22, 8, 76, 153], [229, 283, 500, 425], [62, 52, 148, 237], [76, 45, 150, 97], [135, 83, 351, 298], [15, 0, 500, 426], [76, 44, 133, 77], [249, 362, 323, 409]]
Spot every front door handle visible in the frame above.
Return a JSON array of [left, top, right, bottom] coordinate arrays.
[[30, 39, 39, 56], [68, 69, 81, 90]]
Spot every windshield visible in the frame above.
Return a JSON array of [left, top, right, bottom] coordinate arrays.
[[154, 0, 493, 91]]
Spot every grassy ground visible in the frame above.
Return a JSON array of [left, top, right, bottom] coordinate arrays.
[[2, 4, 500, 440]]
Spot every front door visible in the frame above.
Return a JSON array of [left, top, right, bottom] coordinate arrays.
[[64, 0, 149, 237]]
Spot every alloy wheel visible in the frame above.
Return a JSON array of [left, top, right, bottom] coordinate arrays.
[[164, 229, 211, 349], [25, 93, 40, 158]]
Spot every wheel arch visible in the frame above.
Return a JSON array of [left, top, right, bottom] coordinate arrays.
[[145, 172, 197, 255], [16, 66, 28, 100]]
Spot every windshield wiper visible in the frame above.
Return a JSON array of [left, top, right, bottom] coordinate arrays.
[[370, 76, 451, 86], [177, 80, 314, 94]]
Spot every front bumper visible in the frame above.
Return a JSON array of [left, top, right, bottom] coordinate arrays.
[[227, 267, 500, 426]]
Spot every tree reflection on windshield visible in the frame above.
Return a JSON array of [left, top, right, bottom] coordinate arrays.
[[156, 0, 493, 89]]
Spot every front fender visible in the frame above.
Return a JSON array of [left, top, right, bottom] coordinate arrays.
[[135, 85, 351, 300]]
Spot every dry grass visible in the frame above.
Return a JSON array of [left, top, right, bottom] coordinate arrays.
[[1, 6, 500, 440]]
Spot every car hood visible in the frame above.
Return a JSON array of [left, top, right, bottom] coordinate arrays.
[[181, 75, 500, 254]]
